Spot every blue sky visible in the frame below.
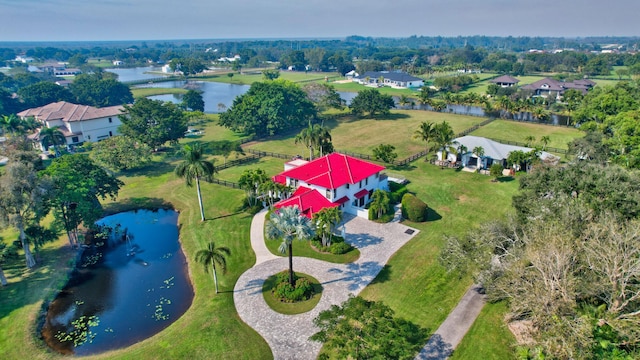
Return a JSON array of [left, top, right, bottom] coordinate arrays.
[[0, 0, 638, 42]]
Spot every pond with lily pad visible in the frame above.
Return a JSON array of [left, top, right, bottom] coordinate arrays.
[[41, 209, 193, 356]]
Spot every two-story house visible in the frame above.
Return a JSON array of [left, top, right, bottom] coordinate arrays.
[[19, 101, 125, 150], [272, 153, 388, 219]]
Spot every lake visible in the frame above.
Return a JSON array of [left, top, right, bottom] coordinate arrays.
[[41, 209, 193, 356]]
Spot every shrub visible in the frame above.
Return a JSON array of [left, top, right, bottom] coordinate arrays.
[[401, 193, 428, 222], [311, 236, 354, 255], [388, 182, 408, 204], [272, 271, 314, 302], [330, 242, 352, 255], [490, 163, 504, 181]]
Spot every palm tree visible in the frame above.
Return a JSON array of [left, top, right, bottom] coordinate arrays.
[[312, 207, 342, 247], [473, 146, 485, 169], [540, 136, 551, 150], [1, 114, 22, 137], [369, 189, 390, 220], [38, 127, 66, 157], [433, 121, 457, 167], [174, 143, 216, 222], [413, 121, 436, 161], [398, 95, 411, 109], [195, 241, 231, 294], [524, 135, 536, 147], [266, 206, 315, 286], [294, 122, 316, 160], [295, 122, 332, 160]]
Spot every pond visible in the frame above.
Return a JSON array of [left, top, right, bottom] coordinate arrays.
[[41, 209, 193, 356], [105, 66, 163, 83]]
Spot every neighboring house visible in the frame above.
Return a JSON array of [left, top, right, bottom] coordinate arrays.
[[54, 68, 81, 76], [161, 64, 173, 73], [18, 101, 124, 150], [273, 153, 388, 219], [354, 71, 424, 89], [344, 70, 359, 79], [113, 60, 124, 66], [521, 77, 596, 98], [489, 75, 520, 87], [438, 136, 559, 169]]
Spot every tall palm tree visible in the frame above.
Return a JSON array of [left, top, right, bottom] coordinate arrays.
[[541, 136, 551, 150], [195, 241, 231, 294], [473, 146, 485, 169], [312, 207, 342, 247], [38, 127, 66, 157], [433, 121, 457, 167], [524, 135, 536, 147], [294, 122, 316, 160], [413, 121, 436, 161], [266, 206, 315, 286], [175, 143, 216, 222], [369, 189, 390, 220], [295, 122, 332, 160]]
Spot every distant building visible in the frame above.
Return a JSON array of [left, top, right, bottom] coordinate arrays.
[[489, 75, 520, 87], [521, 77, 596, 98], [113, 60, 124, 66], [354, 71, 424, 89], [19, 101, 125, 149]]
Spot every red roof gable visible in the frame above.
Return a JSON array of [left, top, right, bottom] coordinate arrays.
[[273, 153, 385, 190], [274, 186, 338, 218]]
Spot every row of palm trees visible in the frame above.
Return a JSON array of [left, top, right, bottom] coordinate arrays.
[[412, 121, 457, 162], [294, 120, 332, 160]]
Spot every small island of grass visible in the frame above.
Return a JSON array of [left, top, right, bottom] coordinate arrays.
[[262, 271, 323, 315]]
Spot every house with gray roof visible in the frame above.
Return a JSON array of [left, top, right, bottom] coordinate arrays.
[[521, 77, 595, 98], [437, 136, 559, 170], [489, 75, 520, 87], [19, 101, 125, 150], [354, 71, 424, 89]]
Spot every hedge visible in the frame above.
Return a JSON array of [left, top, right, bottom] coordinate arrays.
[[401, 193, 428, 222]]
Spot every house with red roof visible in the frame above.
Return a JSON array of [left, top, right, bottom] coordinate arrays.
[[273, 153, 388, 219]]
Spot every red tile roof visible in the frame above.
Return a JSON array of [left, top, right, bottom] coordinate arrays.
[[274, 186, 338, 218], [273, 153, 385, 190]]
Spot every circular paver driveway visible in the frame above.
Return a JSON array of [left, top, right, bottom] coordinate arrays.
[[233, 210, 420, 360]]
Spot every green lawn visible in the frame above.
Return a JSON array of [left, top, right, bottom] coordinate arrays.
[[470, 119, 584, 150], [202, 71, 342, 85], [246, 110, 485, 160], [330, 81, 418, 97], [264, 235, 360, 264], [450, 301, 516, 359], [215, 157, 285, 183], [131, 87, 188, 98]]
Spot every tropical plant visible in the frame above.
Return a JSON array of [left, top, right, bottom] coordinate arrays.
[[312, 207, 342, 247], [238, 168, 269, 207], [372, 143, 397, 163], [413, 121, 436, 161], [433, 121, 457, 166], [473, 146, 485, 169], [524, 135, 536, 147], [490, 163, 503, 181], [1, 114, 25, 137], [295, 121, 332, 160], [369, 189, 391, 220], [195, 241, 231, 294], [265, 206, 315, 286], [38, 127, 66, 157], [540, 136, 551, 150], [174, 143, 216, 222]]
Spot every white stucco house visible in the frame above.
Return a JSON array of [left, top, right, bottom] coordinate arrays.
[[19, 101, 125, 150], [354, 71, 424, 89], [273, 153, 388, 219]]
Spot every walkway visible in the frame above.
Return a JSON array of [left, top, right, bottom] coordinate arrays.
[[234, 209, 419, 359]]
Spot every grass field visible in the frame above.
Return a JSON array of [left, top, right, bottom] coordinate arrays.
[[470, 119, 584, 150], [246, 110, 485, 160], [131, 87, 188, 98], [202, 70, 342, 86], [0, 110, 534, 359]]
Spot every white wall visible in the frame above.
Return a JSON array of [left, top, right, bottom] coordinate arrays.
[[67, 116, 122, 143]]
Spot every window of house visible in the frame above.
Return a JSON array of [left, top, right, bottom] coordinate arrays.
[[346, 183, 349, 189], [375, 172, 379, 178], [359, 180, 362, 188], [108, 117, 112, 123], [109, 131, 113, 137], [87, 135, 91, 140], [366, 178, 368, 185], [71, 136, 79, 143], [326, 189, 331, 199], [333, 189, 337, 198]]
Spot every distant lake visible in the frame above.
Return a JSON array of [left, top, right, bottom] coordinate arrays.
[[106, 66, 163, 83]]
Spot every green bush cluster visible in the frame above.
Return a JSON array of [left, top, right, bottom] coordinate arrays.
[[311, 236, 354, 255], [401, 193, 428, 222], [273, 272, 314, 302], [388, 181, 408, 204]]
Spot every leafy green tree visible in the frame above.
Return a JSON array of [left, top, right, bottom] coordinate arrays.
[[350, 88, 395, 117], [120, 98, 188, 149], [38, 127, 66, 157], [208, 140, 245, 166], [69, 74, 133, 107], [90, 135, 152, 172], [312, 207, 342, 247], [413, 121, 436, 161], [17, 81, 73, 108], [302, 83, 343, 112], [489, 163, 503, 181], [266, 206, 315, 286], [1, 114, 25, 137], [238, 168, 269, 207], [170, 57, 207, 78], [195, 241, 231, 294], [43, 154, 123, 248], [372, 143, 397, 164], [174, 143, 216, 222], [0, 161, 51, 268], [181, 90, 205, 112], [220, 80, 317, 137], [311, 296, 428, 360], [262, 69, 280, 80]]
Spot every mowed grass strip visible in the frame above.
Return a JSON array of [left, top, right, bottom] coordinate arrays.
[[246, 110, 485, 159], [470, 119, 584, 150], [131, 87, 188, 98]]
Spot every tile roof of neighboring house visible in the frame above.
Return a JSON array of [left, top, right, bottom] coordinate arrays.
[[356, 71, 423, 83], [453, 136, 558, 162], [17, 101, 125, 123], [273, 153, 385, 190], [521, 77, 595, 94], [29, 126, 81, 141], [274, 186, 339, 218], [489, 75, 520, 84]]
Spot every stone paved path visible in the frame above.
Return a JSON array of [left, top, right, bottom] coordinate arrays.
[[234, 209, 420, 360]]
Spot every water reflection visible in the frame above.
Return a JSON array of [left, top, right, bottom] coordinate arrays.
[[41, 209, 193, 356]]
